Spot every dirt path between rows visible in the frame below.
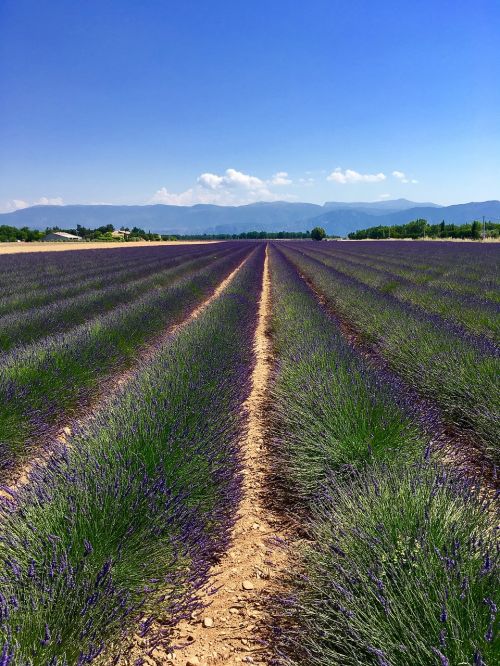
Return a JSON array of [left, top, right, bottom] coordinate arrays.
[[132, 245, 291, 666], [0, 252, 251, 498]]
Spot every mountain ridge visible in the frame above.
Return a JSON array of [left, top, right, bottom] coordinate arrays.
[[1, 200, 499, 237]]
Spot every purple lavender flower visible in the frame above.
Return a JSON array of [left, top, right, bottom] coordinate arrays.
[[431, 647, 450, 666]]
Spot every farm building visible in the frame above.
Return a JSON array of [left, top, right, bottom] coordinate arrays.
[[42, 231, 82, 241], [111, 229, 131, 238]]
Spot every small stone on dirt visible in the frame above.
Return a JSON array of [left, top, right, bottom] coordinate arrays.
[[203, 617, 214, 628], [152, 649, 168, 660], [242, 580, 254, 590]]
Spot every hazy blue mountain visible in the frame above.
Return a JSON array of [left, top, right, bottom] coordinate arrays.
[[1, 200, 499, 237], [0, 202, 323, 236], [323, 198, 442, 215], [305, 201, 500, 236], [376, 200, 500, 227]]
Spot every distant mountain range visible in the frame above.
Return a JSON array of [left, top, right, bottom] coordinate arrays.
[[1, 199, 499, 237]]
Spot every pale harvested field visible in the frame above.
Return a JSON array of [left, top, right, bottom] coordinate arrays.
[[0, 240, 220, 254]]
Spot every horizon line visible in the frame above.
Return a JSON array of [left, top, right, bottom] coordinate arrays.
[[5, 198, 500, 214]]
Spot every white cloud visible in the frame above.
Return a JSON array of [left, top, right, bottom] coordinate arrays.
[[151, 168, 296, 206], [392, 170, 418, 184], [198, 168, 267, 192], [197, 173, 225, 190], [2, 196, 64, 212], [35, 196, 64, 206], [11, 199, 29, 210], [151, 187, 202, 206], [327, 168, 386, 184], [271, 171, 292, 185], [378, 193, 392, 199]]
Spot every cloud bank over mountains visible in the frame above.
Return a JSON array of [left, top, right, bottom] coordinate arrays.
[[4, 196, 64, 213], [327, 168, 386, 184], [151, 168, 296, 207], [149, 166, 419, 208], [2, 167, 421, 212]]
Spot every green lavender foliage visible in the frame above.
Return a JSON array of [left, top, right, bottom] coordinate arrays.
[[268, 245, 424, 500], [298, 244, 499, 340], [282, 463, 499, 666], [279, 244, 500, 466]]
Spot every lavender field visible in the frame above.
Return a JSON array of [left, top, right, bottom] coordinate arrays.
[[0, 240, 498, 665]]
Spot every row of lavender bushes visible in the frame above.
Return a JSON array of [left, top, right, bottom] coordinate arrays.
[[323, 240, 499, 302], [0, 245, 265, 664], [0, 245, 231, 352], [297, 243, 499, 340], [267, 245, 498, 666], [0, 245, 251, 476], [0, 244, 217, 313], [279, 243, 500, 467]]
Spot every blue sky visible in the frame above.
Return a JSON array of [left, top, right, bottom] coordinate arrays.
[[0, 0, 499, 211]]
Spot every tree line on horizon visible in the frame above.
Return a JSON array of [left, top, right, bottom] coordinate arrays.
[[0, 224, 161, 243], [3, 218, 499, 243], [0, 224, 333, 243], [348, 218, 500, 240]]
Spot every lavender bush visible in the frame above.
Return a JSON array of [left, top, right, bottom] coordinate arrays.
[[277, 461, 499, 666], [299, 244, 500, 340], [321, 240, 499, 303], [267, 243, 498, 665], [0, 244, 214, 314]]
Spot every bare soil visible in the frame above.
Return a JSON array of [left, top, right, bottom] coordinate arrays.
[[0, 241, 219, 254]]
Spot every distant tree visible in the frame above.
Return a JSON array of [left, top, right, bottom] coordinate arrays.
[[311, 226, 326, 241], [0, 225, 44, 242], [471, 220, 481, 239]]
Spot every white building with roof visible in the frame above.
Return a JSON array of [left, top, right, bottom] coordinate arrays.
[[42, 231, 82, 241]]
